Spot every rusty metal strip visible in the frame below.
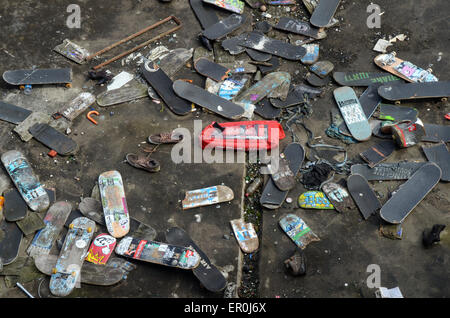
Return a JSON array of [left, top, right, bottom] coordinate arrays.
[[87, 16, 182, 70]]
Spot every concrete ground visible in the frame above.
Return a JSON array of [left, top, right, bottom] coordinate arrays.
[[0, 0, 449, 299]]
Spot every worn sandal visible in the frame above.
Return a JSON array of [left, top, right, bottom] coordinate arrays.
[[148, 132, 183, 145], [126, 153, 160, 172]]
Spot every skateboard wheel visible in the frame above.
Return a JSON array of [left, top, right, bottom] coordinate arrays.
[[427, 68, 433, 73], [395, 100, 401, 105], [87, 227, 92, 233], [441, 97, 448, 102], [69, 223, 74, 229], [19, 85, 25, 90], [52, 268, 57, 274], [65, 83, 72, 88], [391, 51, 397, 56]]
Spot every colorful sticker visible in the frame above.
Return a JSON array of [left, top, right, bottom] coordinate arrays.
[[298, 191, 334, 209]]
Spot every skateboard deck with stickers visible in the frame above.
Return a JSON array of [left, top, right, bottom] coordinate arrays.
[[1, 150, 50, 212], [380, 163, 441, 224], [321, 181, 356, 213], [165, 227, 227, 292], [202, 0, 245, 14], [49, 217, 95, 297], [374, 53, 438, 83], [279, 214, 320, 249], [57, 92, 96, 120], [115, 236, 201, 269], [85, 233, 117, 265], [333, 86, 372, 141], [230, 219, 259, 253], [27, 201, 72, 257], [298, 191, 334, 209], [98, 171, 130, 239], [182, 185, 234, 210]]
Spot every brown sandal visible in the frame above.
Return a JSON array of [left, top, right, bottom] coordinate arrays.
[[126, 153, 160, 172], [148, 132, 183, 145]]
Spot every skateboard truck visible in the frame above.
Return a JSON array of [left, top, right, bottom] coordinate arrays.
[[86, 16, 182, 70], [87, 111, 99, 125]]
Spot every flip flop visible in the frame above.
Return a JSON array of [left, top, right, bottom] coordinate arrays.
[[148, 132, 183, 145], [126, 154, 160, 172]]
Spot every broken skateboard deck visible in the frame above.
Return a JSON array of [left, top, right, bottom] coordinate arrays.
[[98, 171, 130, 239], [235, 32, 307, 61], [333, 86, 372, 141], [165, 227, 227, 292], [378, 104, 418, 122], [190, 0, 220, 29], [321, 181, 355, 213], [0, 101, 32, 124], [97, 81, 148, 107], [298, 191, 334, 210], [202, 14, 247, 40], [347, 174, 381, 220], [300, 44, 320, 65], [49, 217, 95, 297], [254, 98, 282, 119], [310, 0, 341, 27], [173, 80, 246, 119], [27, 201, 72, 257], [35, 254, 130, 286], [3, 68, 72, 88], [141, 62, 192, 116], [422, 123, 450, 143], [359, 140, 396, 168], [1, 150, 50, 212], [380, 163, 441, 224], [58, 92, 96, 120], [273, 17, 325, 39], [422, 142, 450, 182], [333, 72, 402, 86], [267, 156, 296, 192], [374, 53, 438, 83], [378, 81, 450, 103], [115, 236, 201, 269], [53, 39, 90, 64], [230, 219, 259, 253], [306, 72, 330, 87], [182, 185, 234, 210], [218, 75, 250, 100], [194, 58, 231, 82], [279, 214, 320, 249], [3, 188, 27, 222], [260, 143, 305, 209], [200, 120, 285, 150], [270, 84, 322, 108], [311, 60, 334, 78], [202, 0, 245, 14], [85, 233, 117, 265], [350, 162, 426, 181], [29, 123, 78, 156], [0, 219, 23, 266]]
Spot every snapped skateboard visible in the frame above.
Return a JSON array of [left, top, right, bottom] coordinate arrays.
[[0, 219, 23, 266], [27, 201, 72, 257], [194, 58, 232, 82], [0, 101, 32, 124], [338, 85, 381, 137], [1, 150, 50, 212], [306, 72, 330, 87], [273, 17, 325, 39], [378, 81, 450, 104], [310, 60, 334, 78], [35, 254, 132, 286], [172, 80, 246, 120], [378, 104, 418, 122], [347, 174, 381, 220], [202, 0, 245, 14], [218, 75, 250, 101], [260, 143, 305, 209], [422, 123, 450, 143], [151, 48, 194, 79], [190, 0, 219, 29], [49, 217, 96, 297], [57, 92, 96, 121], [350, 162, 426, 181], [3, 188, 27, 222], [141, 62, 193, 116], [279, 214, 320, 249], [333, 86, 372, 141], [182, 185, 234, 210], [257, 56, 280, 74], [270, 84, 322, 108], [298, 191, 334, 210], [85, 233, 117, 265], [202, 14, 247, 40], [200, 121, 285, 150], [246, 48, 272, 62], [300, 44, 320, 65], [333, 72, 402, 86], [380, 163, 441, 224], [29, 123, 78, 156], [115, 236, 201, 269], [97, 81, 148, 107], [254, 98, 282, 119], [99, 171, 130, 238], [309, 0, 340, 27], [321, 181, 356, 213], [374, 53, 438, 83], [53, 39, 90, 64], [359, 140, 396, 168], [267, 155, 296, 192], [3, 68, 72, 91], [422, 142, 450, 182], [166, 227, 227, 292], [230, 219, 259, 253]]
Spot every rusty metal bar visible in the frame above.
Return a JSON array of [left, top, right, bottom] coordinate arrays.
[[87, 16, 182, 70]]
